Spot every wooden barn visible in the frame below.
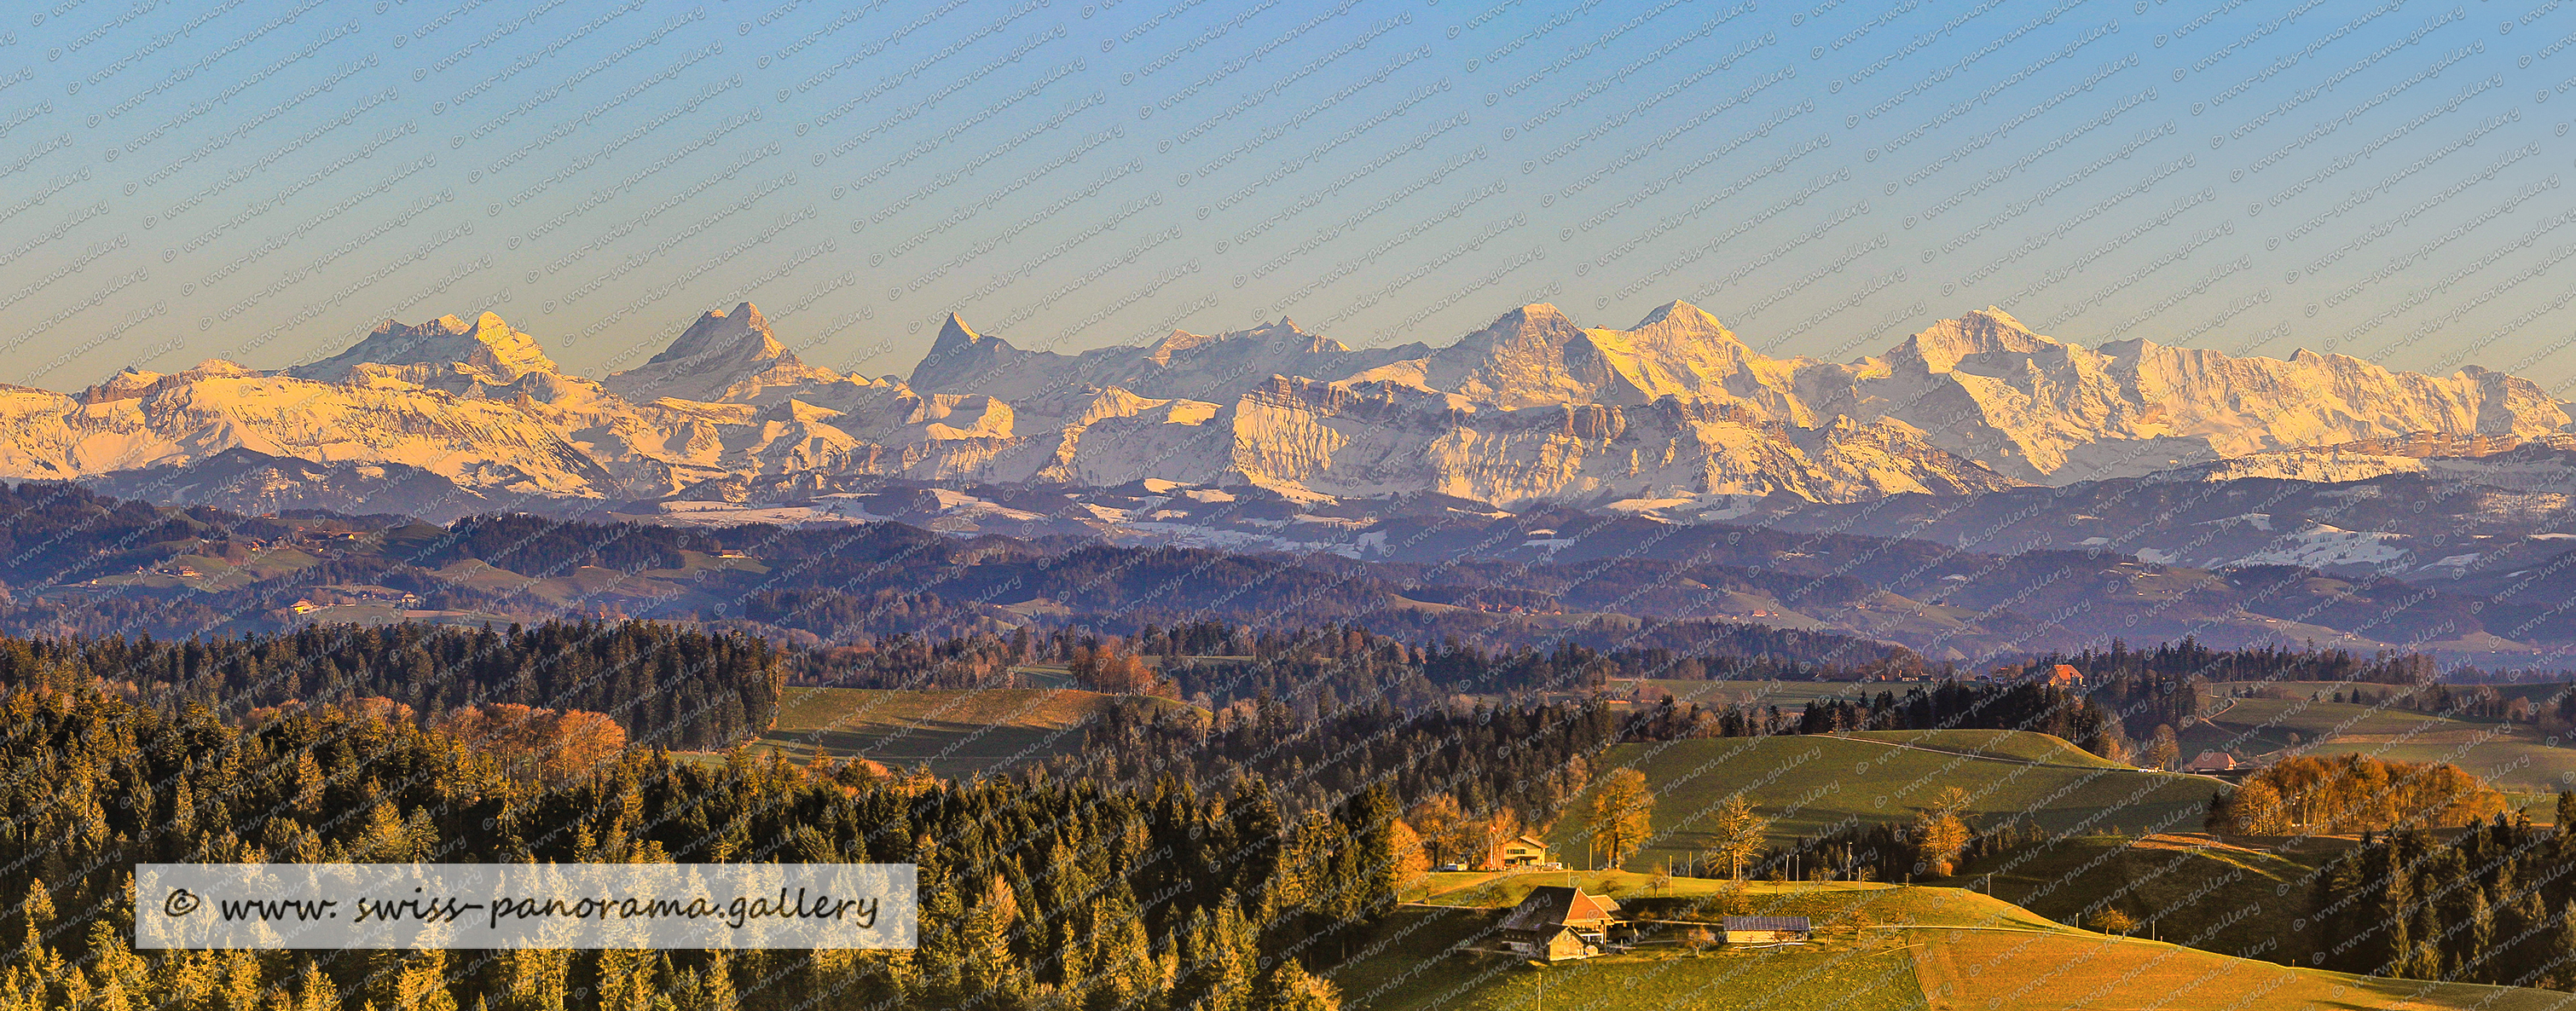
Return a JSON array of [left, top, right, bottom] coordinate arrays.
[[1721, 916, 1811, 945], [1499, 886, 1623, 961]]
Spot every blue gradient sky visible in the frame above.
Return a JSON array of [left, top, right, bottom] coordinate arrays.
[[5, 0, 2572, 390]]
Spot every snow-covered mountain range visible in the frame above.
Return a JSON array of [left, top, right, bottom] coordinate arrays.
[[7, 299, 2570, 516]]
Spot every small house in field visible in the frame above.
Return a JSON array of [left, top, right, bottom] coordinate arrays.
[[1721, 916, 1811, 945], [2046, 664, 2084, 687], [1499, 886, 1623, 961], [2184, 751, 2238, 772], [1498, 835, 1552, 868]]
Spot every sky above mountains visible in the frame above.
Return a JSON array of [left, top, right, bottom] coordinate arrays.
[[7, 0, 2572, 394]]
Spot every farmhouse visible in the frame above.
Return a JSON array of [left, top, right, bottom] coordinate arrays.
[[1721, 916, 1811, 945], [2184, 751, 2238, 772], [1497, 835, 1553, 868], [1498, 886, 1623, 962]]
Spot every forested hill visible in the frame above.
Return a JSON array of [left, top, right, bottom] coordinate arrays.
[[0, 689, 1386, 1010], [0, 621, 779, 749], [4, 481, 2565, 671], [0, 482, 1931, 669]]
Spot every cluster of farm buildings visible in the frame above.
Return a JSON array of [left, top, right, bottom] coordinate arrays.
[[1495, 885, 1810, 962]]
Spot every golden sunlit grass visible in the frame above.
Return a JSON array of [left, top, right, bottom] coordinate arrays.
[[1365, 881, 2568, 1011], [1538, 734, 2221, 869]]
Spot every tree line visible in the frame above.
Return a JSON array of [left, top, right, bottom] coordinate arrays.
[[2205, 754, 2507, 835], [0, 685, 1389, 1010], [2311, 798, 2576, 989], [0, 620, 780, 750]]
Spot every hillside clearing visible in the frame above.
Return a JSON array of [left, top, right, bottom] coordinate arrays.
[[1545, 735, 2222, 870], [708, 687, 1188, 779]]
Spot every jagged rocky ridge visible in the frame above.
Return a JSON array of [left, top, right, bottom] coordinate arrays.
[[4, 299, 2570, 514]]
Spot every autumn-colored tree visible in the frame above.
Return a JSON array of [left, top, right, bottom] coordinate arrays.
[[435, 703, 626, 785], [2147, 725, 2180, 771], [1386, 818, 1432, 888], [2087, 908, 2138, 935], [2210, 754, 2504, 834], [2212, 778, 2290, 835], [1705, 794, 1768, 881], [1589, 768, 1654, 869], [1476, 808, 1525, 870], [1072, 644, 1165, 695], [1404, 794, 1475, 867], [1913, 787, 1974, 876]]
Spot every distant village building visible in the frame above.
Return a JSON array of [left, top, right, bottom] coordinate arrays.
[[1721, 916, 1812, 945], [2046, 664, 2084, 687], [1498, 835, 1553, 868], [1499, 887, 1623, 961], [2184, 751, 2238, 772]]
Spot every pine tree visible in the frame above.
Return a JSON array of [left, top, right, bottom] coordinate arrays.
[[2361, 845, 2414, 977], [591, 949, 657, 1011], [2462, 887, 2497, 983], [493, 948, 570, 1011], [1251, 960, 1339, 1011]]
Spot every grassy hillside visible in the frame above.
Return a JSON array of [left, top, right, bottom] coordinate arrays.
[[1543, 734, 2224, 872], [1842, 728, 2134, 769], [1352, 876, 2564, 1010], [1968, 831, 2338, 966], [1630, 679, 1929, 710], [2191, 696, 2576, 794], [718, 686, 1189, 779]]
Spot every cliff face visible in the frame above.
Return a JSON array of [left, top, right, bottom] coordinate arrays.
[[3, 299, 2567, 511]]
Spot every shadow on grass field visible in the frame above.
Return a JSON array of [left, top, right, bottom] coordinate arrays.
[[1961, 831, 2331, 967], [685, 686, 1190, 780]]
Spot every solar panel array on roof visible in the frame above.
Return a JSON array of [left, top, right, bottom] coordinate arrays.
[[1720, 916, 1811, 932]]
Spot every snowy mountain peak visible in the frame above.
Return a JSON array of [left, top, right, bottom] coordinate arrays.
[[287, 310, 559, 385], [650, 302, 790, 367], [909, 313, 1033, 392], [936, 313, 993, 349], [1631, 299, 1726, 332], [14, 294, 2576, 517], [602, 301, 848, 405], [1620, 299, 1745, 354], [1144, 317, 1346, 367], [1144, 329, 1219, 365], [80, 367, 164, 404], [1893, 307, 2064, 373]]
